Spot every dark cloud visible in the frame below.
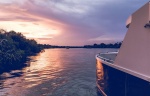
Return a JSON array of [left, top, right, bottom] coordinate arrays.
[[0, 0, 149, 45], [81, 0, 149, 37], [25, 0, 149, 45]]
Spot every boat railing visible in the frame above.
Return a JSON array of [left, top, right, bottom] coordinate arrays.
[[96, 54, 114, 64]]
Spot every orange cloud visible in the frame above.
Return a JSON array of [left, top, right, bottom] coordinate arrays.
[[0, 1, 64, 44]]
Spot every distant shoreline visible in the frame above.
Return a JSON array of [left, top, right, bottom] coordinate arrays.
[[41, 42, 122, 49]]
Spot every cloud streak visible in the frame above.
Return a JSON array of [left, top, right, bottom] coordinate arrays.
[[0, 0, 149, 45]]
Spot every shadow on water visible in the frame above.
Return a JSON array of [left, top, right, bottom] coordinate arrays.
[[0, 57, 33, 94], [0, 70, 24, 91], [0, 48, 118, 96], [0, 57, 31, 74]]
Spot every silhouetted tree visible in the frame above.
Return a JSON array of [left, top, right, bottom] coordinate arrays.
[[83, 42, 122, 48], [0, 29, 43, 72]]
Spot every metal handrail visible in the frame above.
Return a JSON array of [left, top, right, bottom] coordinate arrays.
[[97, 55, 114, 63]]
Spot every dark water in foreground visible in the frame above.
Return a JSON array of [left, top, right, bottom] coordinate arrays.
[[0, 48, 117, 96]]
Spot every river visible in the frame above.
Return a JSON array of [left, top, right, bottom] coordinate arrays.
[[0, 48, 118, 96]]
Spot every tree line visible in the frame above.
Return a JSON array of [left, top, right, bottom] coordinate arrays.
[[83, 42, 122, 48], [39, 42, 122, 49], [0, 29, 43, 73], [0, 29, 122, 73]]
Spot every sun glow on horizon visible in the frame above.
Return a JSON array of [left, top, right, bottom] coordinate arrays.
[[0, 0, 146, 45], [0, 21, 61, 44]]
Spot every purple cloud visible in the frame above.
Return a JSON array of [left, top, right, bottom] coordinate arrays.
[[0, 0, 149, 45]]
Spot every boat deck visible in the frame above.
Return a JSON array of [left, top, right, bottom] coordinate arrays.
[[97, 52, 118, 64]]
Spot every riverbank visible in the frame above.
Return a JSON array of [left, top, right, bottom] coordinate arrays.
[[0, 29, 43, 73]]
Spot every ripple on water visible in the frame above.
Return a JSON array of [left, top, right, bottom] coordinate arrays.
[[0, 49, 117, 96]]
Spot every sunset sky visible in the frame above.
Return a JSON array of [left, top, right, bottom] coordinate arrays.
[[0, 0, 149, 46]]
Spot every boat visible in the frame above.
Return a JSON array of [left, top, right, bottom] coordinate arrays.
[[96, 2, 150, 96], [66, 47, 70, 49]]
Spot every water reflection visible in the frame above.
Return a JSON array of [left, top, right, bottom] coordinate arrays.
[[96, 60, 108, 96], [24, 50, 64, 88], [0, 48, 118, 96]]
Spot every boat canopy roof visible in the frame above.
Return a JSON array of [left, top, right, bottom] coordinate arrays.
[[126, 15, 132, 28]]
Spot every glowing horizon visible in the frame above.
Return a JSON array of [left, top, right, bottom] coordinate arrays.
[[0, 0, 148, 46]]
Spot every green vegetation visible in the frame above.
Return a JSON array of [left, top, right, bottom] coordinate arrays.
[[0, 29, 122, 73], [0, 29, 43, 72]]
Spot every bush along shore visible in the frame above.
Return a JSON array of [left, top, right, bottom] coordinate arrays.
[[0, 29, 43, 73]]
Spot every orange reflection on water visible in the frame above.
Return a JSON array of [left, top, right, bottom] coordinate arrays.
[[24, 49, 64, 88], [96, 59, 106, 91], [96, 60, 104, 80]]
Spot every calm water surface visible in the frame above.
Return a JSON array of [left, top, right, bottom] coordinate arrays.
[[0, 48, 118, 96]]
